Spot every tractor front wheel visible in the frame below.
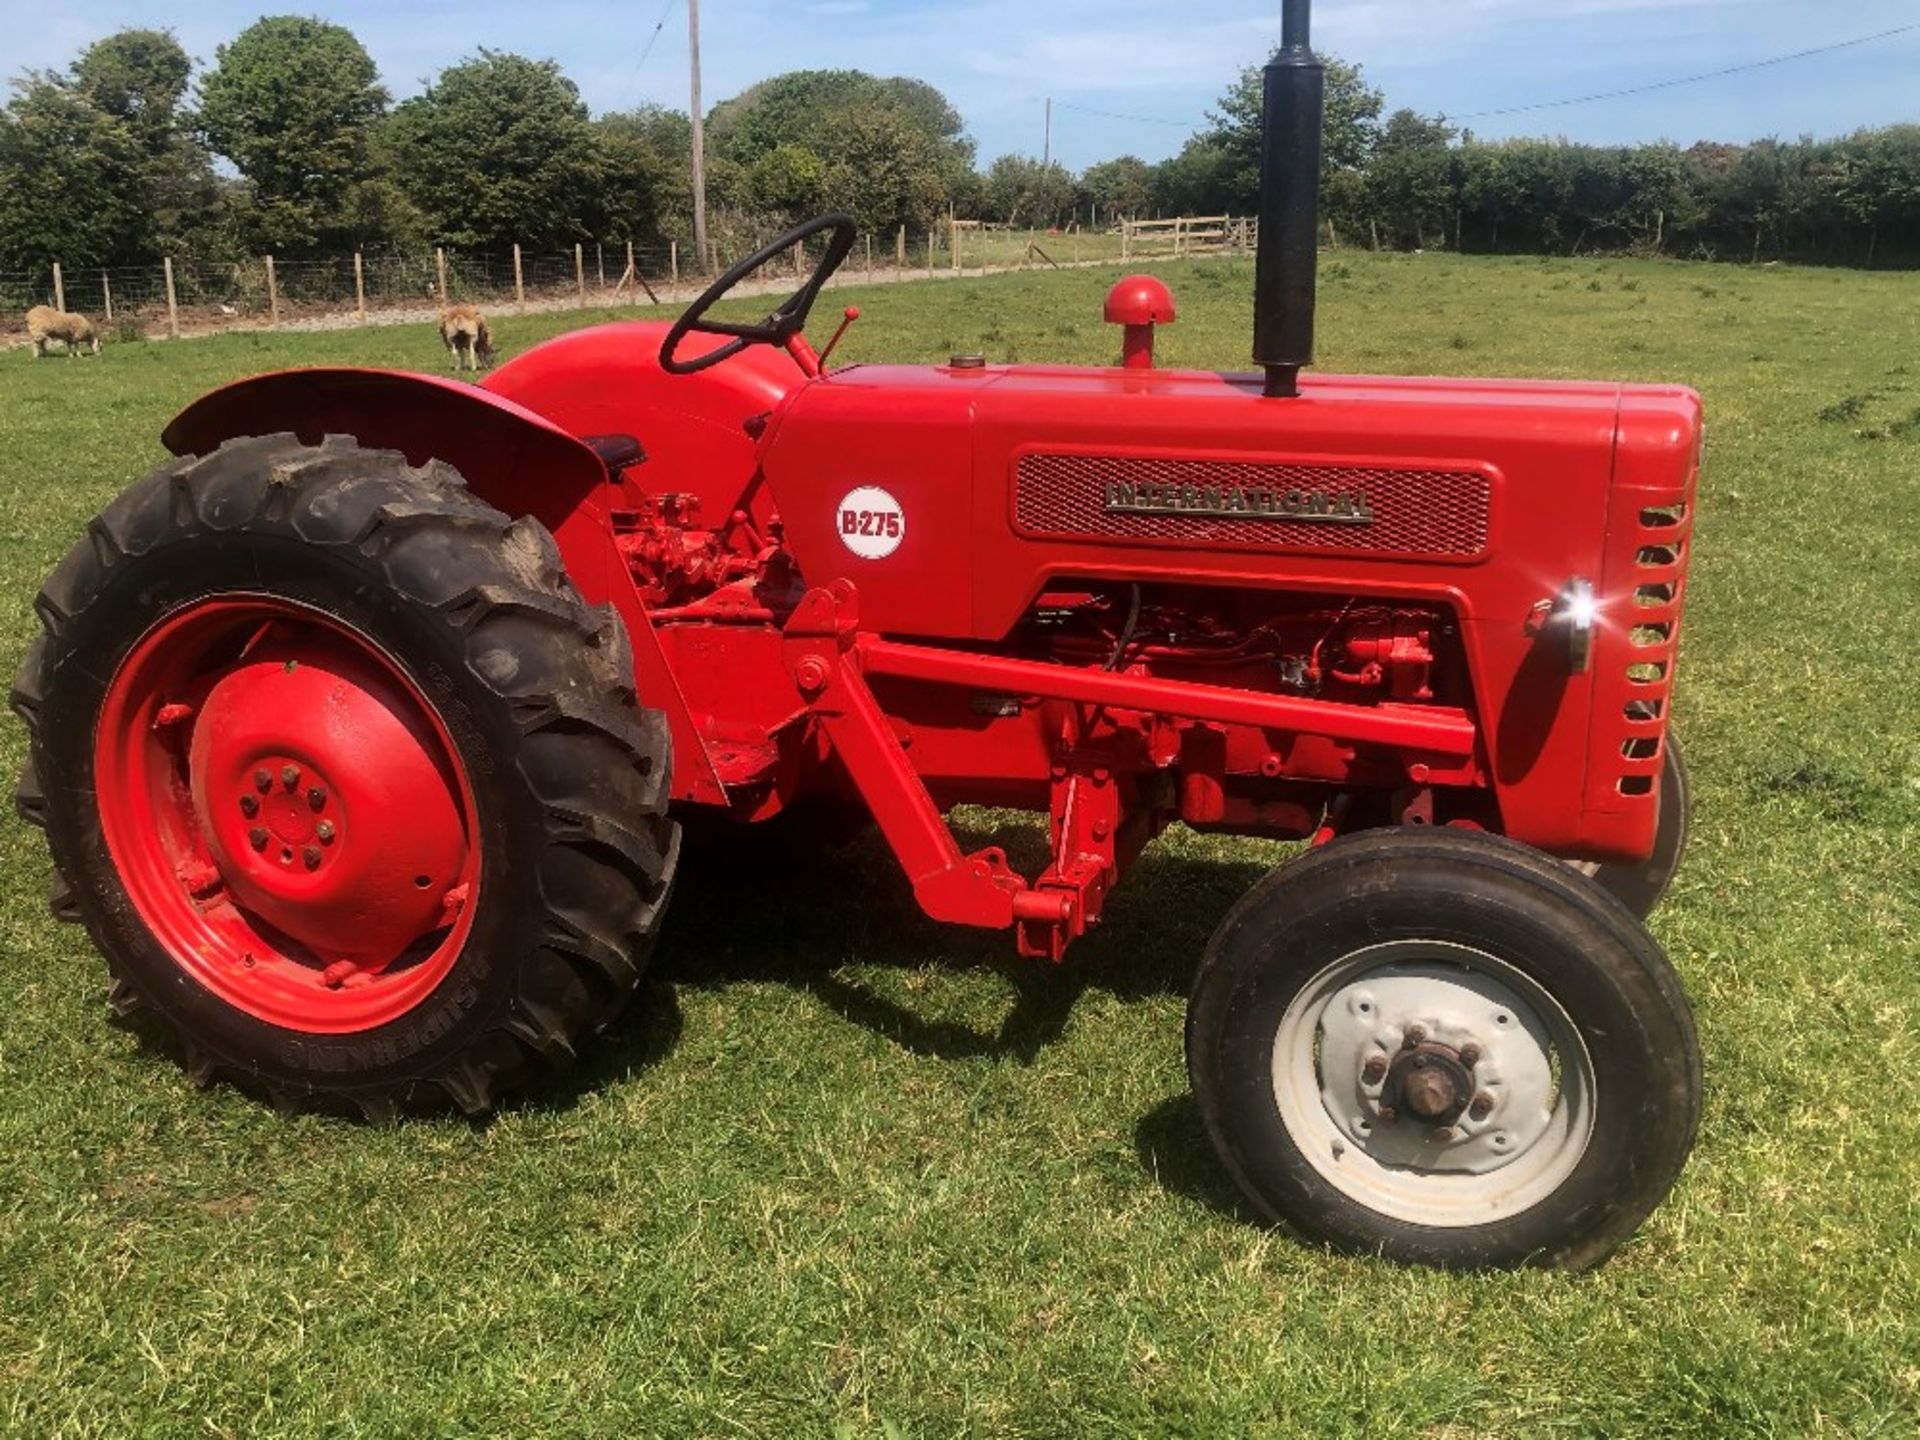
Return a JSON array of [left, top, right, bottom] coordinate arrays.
[[1186, 828, 1700, 1269], [1572, 731, 1691, 919], [13, 434, 678, 1117]]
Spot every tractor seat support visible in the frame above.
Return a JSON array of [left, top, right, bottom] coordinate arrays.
[[582, 433, 646, 478]]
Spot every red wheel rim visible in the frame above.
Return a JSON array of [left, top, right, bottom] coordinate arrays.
[[95, 596, 482, 1034]]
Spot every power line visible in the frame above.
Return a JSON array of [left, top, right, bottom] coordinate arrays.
[[1051, 22, 1916, 140], [616, 0, 683, 109], [1052, 98, 1197, 130], [1448, 23, 1919, 122]]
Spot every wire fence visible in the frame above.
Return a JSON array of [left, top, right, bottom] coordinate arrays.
[[0, 215, 1255, 346]]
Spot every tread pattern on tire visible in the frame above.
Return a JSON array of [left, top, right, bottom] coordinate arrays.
[[1186, 826, 1702, 1270], [12, 433, 679, 1118]]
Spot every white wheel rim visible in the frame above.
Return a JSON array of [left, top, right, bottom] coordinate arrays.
[[1270, 940, 1596, 1228]]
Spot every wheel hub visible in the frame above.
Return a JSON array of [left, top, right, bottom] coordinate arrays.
[[1313, 953, 1567, 1175], [188, 637, 468, 967], [1387, 1042, 1475, 1125]]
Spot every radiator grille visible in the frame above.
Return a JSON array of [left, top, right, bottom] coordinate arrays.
[[1013, 453, 1491, 558]]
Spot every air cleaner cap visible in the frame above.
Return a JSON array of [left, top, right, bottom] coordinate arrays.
[[1103, 275, 1177, 327]]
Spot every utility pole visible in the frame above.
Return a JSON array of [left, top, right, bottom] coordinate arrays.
[[1042, 97, 1051, 169], [688, 0, 709, 273]]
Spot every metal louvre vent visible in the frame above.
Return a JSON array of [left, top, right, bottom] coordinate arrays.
[[1611, 496, 1692, 795], [1014, 453, 1491, 558]]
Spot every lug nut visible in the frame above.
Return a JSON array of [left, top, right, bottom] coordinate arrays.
[[1361, 1056, 1387, 1084], [1458, 1043, 1482, 1068], [281, 765, 300, 790], [316, 820, 335, 844], [254, 768, 271, 792], [307, 787, 326, 812], [248, 826, 269, 851], [1469, 1093, 1494, 1121], [239, 795, 259, 817], [1403, 1023, 1428, 1049], [303, 846, 322, 870], [1412, 1053, 1430, 1069]]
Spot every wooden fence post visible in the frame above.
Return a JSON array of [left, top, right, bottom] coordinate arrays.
[[101, 271, 113, 323], [575, 244, 586, 307], [51, 261, 64, 313], [265, 255, 279, 327], [866, 233, 873, 274], [895, 225, 906, 269], [950, 214, 959, 272], [626, 241, 637, 304], [435, 246, 447, 302], [927, 230, 935, 278], [1122, 221, 1132, 260], [163, 256, 179, 339], [513, 244, 525, 312], [670, 241, 679, 291], [596, 242, 605, 290], [354, 251, 366, 322]]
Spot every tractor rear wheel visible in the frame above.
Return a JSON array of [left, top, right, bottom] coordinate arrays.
[[12, 433, 678, 1117], [1186, 828, 1699, 1269], [1572, 731, 1691, 919]]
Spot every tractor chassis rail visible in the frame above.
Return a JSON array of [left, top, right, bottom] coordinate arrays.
[[781, 582, 1480, 960]]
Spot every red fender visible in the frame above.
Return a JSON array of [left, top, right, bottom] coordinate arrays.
[[162, 366, 727, 802]]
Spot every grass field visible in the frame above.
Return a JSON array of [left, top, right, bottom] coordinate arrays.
[[2, 250, 1917, 1436]]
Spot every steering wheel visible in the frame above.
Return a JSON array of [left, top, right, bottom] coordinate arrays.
[[660, 212, 858, 375]]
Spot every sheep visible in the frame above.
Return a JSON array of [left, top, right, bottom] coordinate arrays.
[[25, 305, 100, 358], [438, 304, 494, 371]]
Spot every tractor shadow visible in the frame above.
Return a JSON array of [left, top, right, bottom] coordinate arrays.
[[1134, 1093, 1262, 1224], [644, 813, 1272, 1067], [558, 813, 1276, 1217]]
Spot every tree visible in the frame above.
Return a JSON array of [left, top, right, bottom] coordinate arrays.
[[708, 69, 972, 231], [743, 142, 828, 221], [1080, 156, 1152, 222], [198, 16, 389, 253], [0, 79, 144, 269], [1832, 126, 1920, 264], [596, 105, 693, 245], [1190, 52, 1384, 212], [821, 105, 953, 232], [388, 52, 605, 251], [1366, 108, 1455, 248], [983, 155, 1076, 228], [1150, 141, 1235, 217], [69, 29, 214, 255]]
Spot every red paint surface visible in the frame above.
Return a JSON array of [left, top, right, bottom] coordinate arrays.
[[96, 596, 479, 1031], [158, 307, 1700, 958]]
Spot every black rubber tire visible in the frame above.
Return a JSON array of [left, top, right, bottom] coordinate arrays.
[[1186, 827, 1700, 1270], [11, 433, 679, 1118], [1574, 731, 1691, 920]]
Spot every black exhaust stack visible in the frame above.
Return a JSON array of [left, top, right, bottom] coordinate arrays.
[[1253, 0, 1324, 398]]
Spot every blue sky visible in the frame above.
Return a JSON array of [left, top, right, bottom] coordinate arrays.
[[11, 0, 1919, 170]]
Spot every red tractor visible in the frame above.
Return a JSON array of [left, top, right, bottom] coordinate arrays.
[[12, 1, 1701, 1269]]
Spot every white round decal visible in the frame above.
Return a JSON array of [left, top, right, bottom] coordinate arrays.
[[836, 485, 906, 559]]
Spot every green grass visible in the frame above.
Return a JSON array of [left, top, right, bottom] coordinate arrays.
[[3, 250, 1918, 1436]]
